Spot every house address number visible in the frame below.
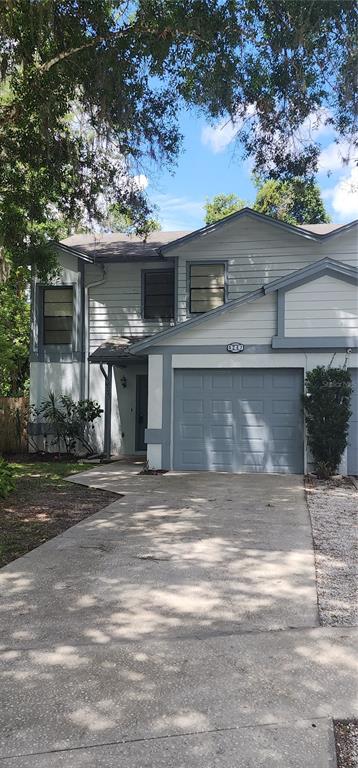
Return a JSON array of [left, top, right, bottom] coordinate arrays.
[[227, 342, 244, 353]]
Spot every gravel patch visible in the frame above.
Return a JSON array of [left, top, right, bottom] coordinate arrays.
[[305, 476, 357, 626], [335, 720, 358, 768]]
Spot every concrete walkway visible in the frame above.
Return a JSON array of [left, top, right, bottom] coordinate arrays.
[[0, 465, 356, 766]]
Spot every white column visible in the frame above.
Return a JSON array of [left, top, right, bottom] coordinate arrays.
[[147, 354, 163, 469]]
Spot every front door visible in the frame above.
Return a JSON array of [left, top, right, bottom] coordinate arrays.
[[135, 374, 148, 451]]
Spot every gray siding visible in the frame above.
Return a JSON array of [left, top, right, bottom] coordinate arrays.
[[285, 276, 358, 337], [175, 218, 358, 321], [156, 293, 276, 346], [88, 261, 174, 352]]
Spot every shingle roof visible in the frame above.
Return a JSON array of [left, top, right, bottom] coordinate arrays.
[[60, 231, 190, 262], [89, 336, 148, 362], [296, 223, 344, 234]]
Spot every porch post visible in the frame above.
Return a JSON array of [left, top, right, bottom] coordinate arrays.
[[100, 363, 113, 459]]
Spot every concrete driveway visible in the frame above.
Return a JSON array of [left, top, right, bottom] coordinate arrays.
[[0, 465, 356, 767]]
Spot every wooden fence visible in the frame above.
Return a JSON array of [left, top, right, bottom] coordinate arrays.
[[0, 397, 29, 454]]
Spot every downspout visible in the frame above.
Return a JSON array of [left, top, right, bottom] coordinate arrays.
[[100, 362, 113, 459], [84, 264, 107, 399]]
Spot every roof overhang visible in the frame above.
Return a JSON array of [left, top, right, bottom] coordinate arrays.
[[89, 337, 148, 364], [51, 241, 95, 263]]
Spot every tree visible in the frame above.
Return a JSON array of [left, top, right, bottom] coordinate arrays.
[[303, 366, 352, 478], [253, 179, 331, 224], [0, 269, 30, 397], [204, 194, 246, 225], [0, 1, 355, 278], [104, 206, 161, 236], [204, 178, 330, 226]]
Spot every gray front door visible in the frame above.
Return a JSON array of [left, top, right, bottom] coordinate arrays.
[[135, 375, 148, 452], [173, 368, 303, 473], [348, 369, 358, 475]]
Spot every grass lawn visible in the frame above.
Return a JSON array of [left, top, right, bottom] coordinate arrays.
[[0, 458, 118, 568]]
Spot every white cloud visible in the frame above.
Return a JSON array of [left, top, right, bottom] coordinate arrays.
[[201, 105, 256, 154], [318, 141, 355, 173], [152, 193, 204, 230], [132, 174, 149, 190], [326, 166, 358, 220], [201, 119, 238, 154]]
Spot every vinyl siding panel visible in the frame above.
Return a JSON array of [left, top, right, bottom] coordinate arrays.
[[175, 218, 358, 321], [89, 261, 174, 352], [157, 293, 276, 345], [285, 276, 358, 337]]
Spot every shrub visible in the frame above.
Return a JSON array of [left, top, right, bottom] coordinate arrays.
[[303, 366, 352, 478], [35, 392, 103, 456], [0, 458, 15, 498]]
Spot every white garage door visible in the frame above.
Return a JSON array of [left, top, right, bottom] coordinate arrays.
[[173, 368, 304, 473], [348, 369, 358, 475]]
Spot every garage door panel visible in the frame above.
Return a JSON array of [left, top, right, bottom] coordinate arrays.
[[210, 425, 234, 438], [180, 450, 207, 466], [211, 400, 233, 413], [180, 424, 204, 439], [174, 368, 303, 473], [241, 373, 265, 388], [239, 400, 264, 414], [272, 423, 297, 440], [210, 373, 234, 389], [181, 373, 204, 389], [182, 400, 204, 415]]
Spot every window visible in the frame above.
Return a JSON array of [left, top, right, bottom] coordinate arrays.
[[143, 270, 174, 320], [43, 287, 73, 345], [189, 263, 226, 313]]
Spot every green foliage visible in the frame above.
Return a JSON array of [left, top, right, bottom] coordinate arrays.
[[104, 205, 161, 236], [34, 393, 103, 456], [253, 179, 331, 224], [303, 366, 352, 478], [204, 178, 330, 226], [0, 269, 30, 396], [0, 2, 355, 276], [0, 459, 15, 498], [204, 194, 246, 225]]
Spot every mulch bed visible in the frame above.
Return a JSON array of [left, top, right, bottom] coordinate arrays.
[[335, 720, 358, 768], [0, 457, 118, 568]]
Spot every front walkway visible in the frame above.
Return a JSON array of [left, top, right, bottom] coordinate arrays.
[[0, 465, 356, 766]]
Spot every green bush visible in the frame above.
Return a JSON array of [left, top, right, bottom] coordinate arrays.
[[0, 458, 15, 498], [303, 366, 352, 478], [34, 392, 103, 456]]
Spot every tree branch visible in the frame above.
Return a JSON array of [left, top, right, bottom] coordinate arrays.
[[38, 25, 208, 73]]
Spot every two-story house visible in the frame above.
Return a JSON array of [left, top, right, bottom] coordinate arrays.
[[30, 208, 358, 474]]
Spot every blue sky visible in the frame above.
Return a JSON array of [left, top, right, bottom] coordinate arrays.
[[138, 109, 358, 232]]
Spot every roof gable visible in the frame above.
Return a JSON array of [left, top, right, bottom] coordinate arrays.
[[159, 208, 358, 255]]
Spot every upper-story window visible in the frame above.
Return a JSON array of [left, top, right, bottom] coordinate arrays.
[[143, 269, 174, 320], [189, 263, 226, 313], [43, 287, 73, 345]]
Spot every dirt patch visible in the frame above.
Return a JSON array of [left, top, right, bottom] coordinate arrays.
[[305, 476, 357, 626], [335, 720, 358, 768], [0, 459, 118, 568]]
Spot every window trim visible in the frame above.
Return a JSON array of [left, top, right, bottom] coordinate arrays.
[[141, 268, 175, 322], [40, 283, 76, 351], [187, 260, 228, 316]]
